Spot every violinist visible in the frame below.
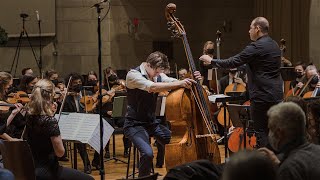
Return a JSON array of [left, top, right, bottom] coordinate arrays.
[[84, 70, 130, 169], [19, 74, 39, 94], [103, 67, 118, 90], [199, 41, 215, 88], [21, 67, 33, 76], [288, 62, 307, 94], [124, 51, 202, 177], [45, 69, 59, 86], [4, 75, 38, 139], [24, 79, 93, 180], [0, 71, 24, 141], [62, 73, 92, 174]]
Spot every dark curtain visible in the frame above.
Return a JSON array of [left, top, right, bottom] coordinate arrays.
[[254, 0, 311, 64]]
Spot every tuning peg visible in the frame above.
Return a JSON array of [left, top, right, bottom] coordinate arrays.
[[168, 24, 176, 31]]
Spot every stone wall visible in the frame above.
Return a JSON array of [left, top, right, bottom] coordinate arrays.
[[1, 0, 254, 77]]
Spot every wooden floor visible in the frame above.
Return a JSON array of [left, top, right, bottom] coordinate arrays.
[[61, 134, 225, 180]]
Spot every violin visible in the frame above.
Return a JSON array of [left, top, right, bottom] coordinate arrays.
[[80, 84, 125, 112], [6, 91, 31, 104]]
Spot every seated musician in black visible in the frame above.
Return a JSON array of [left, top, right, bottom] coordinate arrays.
[[219, 68, 246, 94], [4, 74, 39, 139], [289, 61, 306, 93], [102, 68, 130, 158], [62, 73, 92, 174], [25, 79, 93, 180], [83, 71, 130, 169], [124, 51, 202, 177], [0, 71, 24, 141]]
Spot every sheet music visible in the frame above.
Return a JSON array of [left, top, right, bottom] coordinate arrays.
[[208, 94, 230, 103], [56, 113, 114, 153], [88, 120, 114, 154], [208, 69, 213, 80], [160, 96, 166, 116]]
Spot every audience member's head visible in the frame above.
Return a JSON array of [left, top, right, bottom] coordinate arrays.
[[223, 150, 277, 180], [267, 102, 306, 151]]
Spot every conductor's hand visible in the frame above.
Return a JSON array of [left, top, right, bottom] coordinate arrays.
[[199, 55, 212, 65], [316, 82, 320, 88]]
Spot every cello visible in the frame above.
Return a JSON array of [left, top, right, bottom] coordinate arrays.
[[164, 3, 220, 170], [217, 71, 246, 126]]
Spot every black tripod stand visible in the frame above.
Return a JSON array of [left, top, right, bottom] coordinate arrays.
[[11, 13, 40, 76]]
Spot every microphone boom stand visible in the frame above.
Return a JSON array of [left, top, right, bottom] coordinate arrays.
[[93, 2, 105, 180]]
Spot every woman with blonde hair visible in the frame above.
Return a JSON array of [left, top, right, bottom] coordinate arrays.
[[25, 79, 93, 180]]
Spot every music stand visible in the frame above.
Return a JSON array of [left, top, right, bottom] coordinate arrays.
[[227, 104, 251, 149], [208, 94, 230, 162], [105, 96, 127, 164]]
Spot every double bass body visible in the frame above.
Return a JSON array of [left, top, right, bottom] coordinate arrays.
[[165, 87, 221, 170]]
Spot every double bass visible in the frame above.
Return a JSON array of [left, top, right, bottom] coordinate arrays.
[[164, 3, 220, 170]]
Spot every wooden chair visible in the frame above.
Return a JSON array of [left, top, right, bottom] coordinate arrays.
[[0, 140, 36, 180]]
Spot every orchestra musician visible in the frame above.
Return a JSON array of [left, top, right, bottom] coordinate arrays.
[[62, 73, 92, 174], [24, 79, 93, 180], [3, 74, 39, 139], [45, 69, 59, 86], [289, 62, 307, 94], [304, 65, 320, 96], [0, 72, 24, 141], [124, 51, 202, 177], [200, 17, 283, 147], [21, 67, 33, 76], [219, 68, 246, 94], [19, 74, 39, 94], [199, 41, 215, 88], [178, 68, 188, 80]]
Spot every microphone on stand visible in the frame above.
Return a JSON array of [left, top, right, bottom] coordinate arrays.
[[35, 10, 40, 21], [90, 0, 109, 8]]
